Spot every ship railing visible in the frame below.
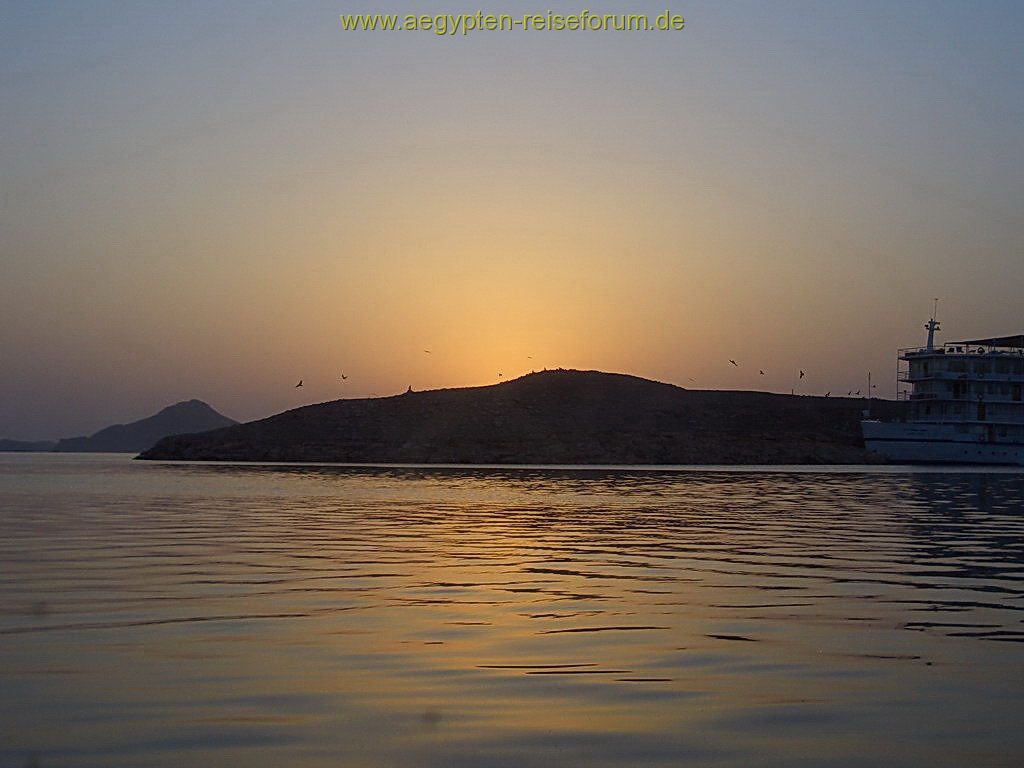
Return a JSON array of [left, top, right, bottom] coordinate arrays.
[[899, 371, 1024, 383], [901, 344, 1024, 358]]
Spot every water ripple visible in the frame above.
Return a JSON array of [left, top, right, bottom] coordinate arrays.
[[1, 455, 1023, 767]]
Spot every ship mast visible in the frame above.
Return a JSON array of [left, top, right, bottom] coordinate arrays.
[[925, 298, 941, 351]]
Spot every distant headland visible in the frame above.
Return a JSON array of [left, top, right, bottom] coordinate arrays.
[[51, 400, 237, 453], [138, 370, 902, 464]]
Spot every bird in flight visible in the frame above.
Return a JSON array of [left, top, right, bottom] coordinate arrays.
[[295, 380, 303, 388], [847, 390, 852, 396], [340, 374, 348, 381], [423, 350, 431, 354], [759, 370, 765, 376], [799, 370, 805, 379], [498, 373, 503, 378], [825, 391, 831, 397], [729, 360, 738, 367], [855, 390, 861, 395]]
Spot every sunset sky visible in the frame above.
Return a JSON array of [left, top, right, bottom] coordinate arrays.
[[2, 1, 1023, 440]]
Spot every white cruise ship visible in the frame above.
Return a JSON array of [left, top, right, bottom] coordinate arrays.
[[862, 314, 1024, 465]]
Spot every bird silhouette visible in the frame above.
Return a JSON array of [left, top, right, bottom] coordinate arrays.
[[295, 380, 303, 388], [855, 390, 861, 395], [498, 373, 503, 378], [799, 370, 805, 379], [729, 360, 738, 367], [340, 374, 348, 381], [825, 391, 830, 397], [847, 390, 852, 396], [759, 370, 765, 375], [423, 350, 431, 354]]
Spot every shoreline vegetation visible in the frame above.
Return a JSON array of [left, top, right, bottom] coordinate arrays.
[[139, 370, 902, 465]]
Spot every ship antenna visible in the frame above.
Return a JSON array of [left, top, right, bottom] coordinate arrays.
[[925, 298, 941, 351]]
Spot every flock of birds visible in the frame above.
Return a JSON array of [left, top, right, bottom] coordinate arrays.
[[293, 349, 515, 392], [722, 358, 877, 398], [291, 354, 878, 398]]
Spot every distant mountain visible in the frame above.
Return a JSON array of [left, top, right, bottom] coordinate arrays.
[[0, 439, 57, 452], [55, 400, 237, 453], [139, 370, 903, 464]]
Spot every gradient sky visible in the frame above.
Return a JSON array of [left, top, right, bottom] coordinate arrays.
[[2, 1, 1023, 439]]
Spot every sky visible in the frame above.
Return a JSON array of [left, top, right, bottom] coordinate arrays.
[[2, 1, 1023, 440]]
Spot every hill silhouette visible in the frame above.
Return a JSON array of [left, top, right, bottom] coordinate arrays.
[[138, 370, 901, 464], [55, 400, 237, 453]]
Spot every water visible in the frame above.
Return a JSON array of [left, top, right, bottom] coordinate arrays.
[[1, 454, 1022, 767]]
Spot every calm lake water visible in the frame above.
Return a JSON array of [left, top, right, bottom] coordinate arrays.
[[1, 454, 1022, 767]]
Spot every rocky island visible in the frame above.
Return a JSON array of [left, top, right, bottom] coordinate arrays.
[[138, 370, 902, 464]]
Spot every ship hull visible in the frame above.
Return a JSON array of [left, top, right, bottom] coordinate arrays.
[[862, 420, 1024, 466]]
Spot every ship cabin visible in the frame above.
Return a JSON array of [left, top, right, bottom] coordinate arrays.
[[900, 332, 1024, 442]]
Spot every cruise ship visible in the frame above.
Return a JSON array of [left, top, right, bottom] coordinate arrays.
[[862, 314, 1024, 465]]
